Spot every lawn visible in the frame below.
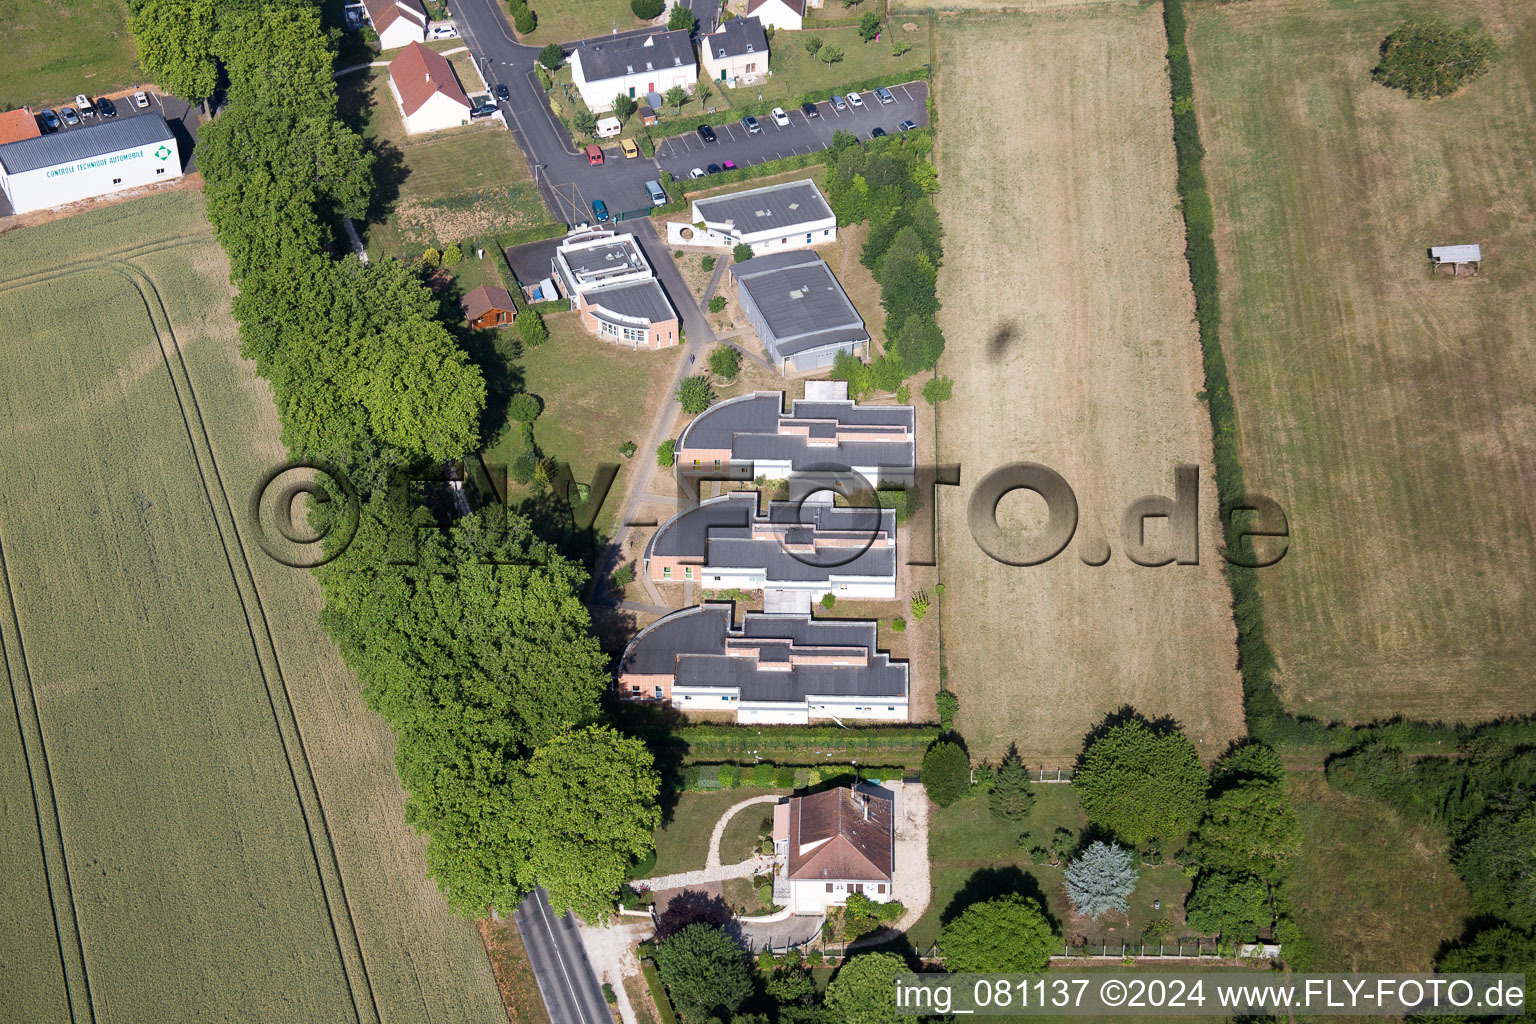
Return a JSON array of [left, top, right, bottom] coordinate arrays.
[[719, 801, 776, 863], [906, 785, 1193, 952], [519, 0, 657, 46], [638, 787, 786, 879], [336, 66, 551, 258], [713, 22, 930, 109], [1279, 773, 1469, 972], [931, 7, 1245, 762], [0, 191, 504, 1024], [486, 312, 681, 540], [0, 0, 141, 109], [1188, 0, 1536, 725]]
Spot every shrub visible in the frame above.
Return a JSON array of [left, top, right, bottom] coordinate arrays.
[[657, 439, 676, 467], [909, 589, 929, 622], [701, 254, 716, 272], [538, 42, 564, 69], [708, 295, 727, 314], [892, 39, 911, 57], [820, 593, 836, 610], [631, 0, 664, 19], [989, 744, 1033, 821], [513, 4, 536, 33], [510, 450, 538, 484], [1372, 19, 1496, 99], [896, 384, 910, 404], [922, 375, 953, 404], [516, 308, 548, 347], [936, 690, 958, 731], [612, 562, 636, 589], [420, 246, 441, 267], [732, 243, 754, 263], [620, 440, 637, 458], [775, 766, 796, 788], [441, 243, 463, 266], [1064, 841, 1139, 919], [677, 374, 715, 414], [753, 763, 776, 787], [507, 392, 542, 422], [718, 764, 741, 788], [708, 344, 739, 378], [1184, 871, 1268, 941], [922, 740, 970, 807], [891, 617, 905, 632]]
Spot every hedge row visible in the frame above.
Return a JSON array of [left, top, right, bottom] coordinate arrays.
[[678, 723, 939, 754], [681, 762, 907, 791]]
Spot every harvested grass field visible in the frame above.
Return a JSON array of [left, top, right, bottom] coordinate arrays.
[[932, 7, 1244, 761], [1189, 0, 1536, 725], [0, 192, 504, 1024], [0, 0, 141, 109]]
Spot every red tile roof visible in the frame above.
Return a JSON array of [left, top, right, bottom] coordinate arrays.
[[0, 108, 41, 145], [388, 41, 470, 116], [786, 786, 893, 882], [363, 0, 427, 34]]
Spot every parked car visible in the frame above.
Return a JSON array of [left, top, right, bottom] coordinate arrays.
[[722, 159, 737, 170], [801, 101, 820, 119], [874, 86, 895, 105], [645, 179, 668, 206], [830, 94, 846, 111], [689, 167, 707, 179], [593, 199, 610, 222], [38, 108, 60, 132], [741, 114, 760, 134], [697, 124, 716, 143], [847, 91, 864, 108], [469, 101, 497, 119], [771, 106, 789, 127], [133, 91, 150, 108], [620, 137, 639, 159], [707, 163, 723, 174], [75, 94, 94, 117], [96, 97, 117, 118], [585, 143, 604, 165], [60, 106, 80, 126], [897, 119, 918, 133], [494, 83, 510, 101], [429, 24, 458, 38], [870, 126, 887, 138]]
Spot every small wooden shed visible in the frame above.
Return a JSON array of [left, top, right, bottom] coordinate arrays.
[[462, 284, 516, 328], [1429, 244, 1481, 275]]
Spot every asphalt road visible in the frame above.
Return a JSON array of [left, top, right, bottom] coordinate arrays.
[[514, 888, 612, 1024]]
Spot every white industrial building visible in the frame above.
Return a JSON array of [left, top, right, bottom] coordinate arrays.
[[0, 114, 182, 215], [672, 179, 838, 255]]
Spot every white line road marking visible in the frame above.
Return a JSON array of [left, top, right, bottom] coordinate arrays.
[[528, 895, 595, 1024]]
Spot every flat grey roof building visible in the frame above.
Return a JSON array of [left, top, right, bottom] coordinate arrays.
[[694, 180, 834, 240], [733, 250, 869, 372], [0, 113, 174, 174], [586, 279, 674, 327]]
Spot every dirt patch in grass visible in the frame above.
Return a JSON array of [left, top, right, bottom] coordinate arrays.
[[931, 8, 1244, 762], [480, 916, 555, 1024], [1190, 0, 1536, 725]]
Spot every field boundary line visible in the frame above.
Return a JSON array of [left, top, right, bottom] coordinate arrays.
[[0, 235, 205, 292], [105, 257, 385, 1024], [0, 532, 97, 1024]]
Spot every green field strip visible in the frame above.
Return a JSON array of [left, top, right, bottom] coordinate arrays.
[[0, 271, 363, 1023], [109, 259, 385, 1024], [0, 569, 86, 1024]]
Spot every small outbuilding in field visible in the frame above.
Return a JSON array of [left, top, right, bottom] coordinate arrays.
[[462, 284, 516, 328], [1429, 244, 1481, 276]]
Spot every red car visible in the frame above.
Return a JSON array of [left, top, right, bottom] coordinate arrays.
[[585, 144, 604, 165]]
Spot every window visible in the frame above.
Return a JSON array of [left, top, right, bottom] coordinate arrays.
[[746, 61, 757, 72], [684, 567, 693, 579], [629, 86, 636, 97], [852, 883, 863, 893], [156, 168, 165, 175], [713, 459, 721, 468], [630, 685, 640, 693], [112, 177, 122, 184], [806, 233, 812, 244], [877, 884, 886, 894], [723, 695, 729, 701], [826, 883, 834, 893], [654, 686, 663, 697], [663, 566, 672, 579]]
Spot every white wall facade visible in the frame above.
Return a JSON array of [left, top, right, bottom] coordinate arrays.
[[391, 80, 470, 134], [572, 58, 695, 113], [377, 16, 425, 49], [0, 137, 182, 215], [748, 0, 803, 31], [787, 877, 893, 914], [675, 689, 907, 724]]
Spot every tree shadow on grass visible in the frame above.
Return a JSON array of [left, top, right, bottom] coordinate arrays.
[[940, 865, 1060, 934]]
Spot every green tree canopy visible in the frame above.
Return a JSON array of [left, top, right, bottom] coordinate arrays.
[[511, 725, 661, 919], [651, 923, 754, 1022], [1437, 924, 1536, 1014], [677, 374, 716, 414], [1372, 19, 1497, 99], [1063, 841, 1138, 919], [574, 108, 598, 136], [922, 740, 970, 807], [657, 438, 677, 467], [664, 84, 689, 112], [668, 4, 696, 31], [539, 42, 565, 69], [940, 893, 1055, 972], [732, 242, 755, 262], [1192, 780, 1302, 883], [825, 953, 906, 1024], [1209, 742, 1286, 792], [631, 0, 665, 19], [989, 743, 1034, 821], [819, 44, 844, 67], [130, 0, 219, 104], [708, 345, 741, 379], [858, 11, 881, 42], [1184, 871, 1268, 941], [1455, 805, 1536, 929], [508, 392, 542, 422], [1075, 715, 1205, 847], [922, 376, 953, 404]]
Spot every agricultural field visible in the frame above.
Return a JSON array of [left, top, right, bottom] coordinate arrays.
[[0, 0, 141, 109], [336, 65, 551, 258], [0, 192, 504, 1024], [931, 7, 1244, 761], [1188, 0, 1536, 724]]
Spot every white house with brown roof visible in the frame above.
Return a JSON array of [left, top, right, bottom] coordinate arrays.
[[772, 785, 895, 913], [387, 41, 471, 134], [363, 0, 428, 49], [745, 0, 804, 32]]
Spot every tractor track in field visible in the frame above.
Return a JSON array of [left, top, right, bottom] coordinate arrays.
[[105, 256, 385, 1024], [0, 537, 96, 1024]]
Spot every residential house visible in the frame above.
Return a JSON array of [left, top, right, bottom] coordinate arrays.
[[773, 785, 896, 913], [462, 284, 517, 328], [644, 490, 896, 598], [570, 30, 696, 113], [362, 0, 429, 49], [733, 250, 869, 372], [684, 179, 837, 255], [746, 0, 804, 32], [700, 17, 769, 86], [387, 41, 471, 134], [676, 381, 915, 488], [551, 229, 679, 348], [0, 108, 41, 145], [616, 604, 909, 723]]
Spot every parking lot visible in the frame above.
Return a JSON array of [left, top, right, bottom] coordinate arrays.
[[654, 81, 928, 179], [23, 91, 200, 166]]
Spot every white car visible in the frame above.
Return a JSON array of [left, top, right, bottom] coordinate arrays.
[[847, 91, 864, 108], [75, 94, 94, 117], [429, 24, 458, 38], [133, 91, 150, 108], [689, 167, 707, 180], [771, 106, 789, 127]]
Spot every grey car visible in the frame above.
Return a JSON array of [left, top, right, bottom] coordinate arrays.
[[60, 106, 80, 126]]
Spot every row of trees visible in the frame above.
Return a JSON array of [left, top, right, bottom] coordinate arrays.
[[128, 0, 661, 920]]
